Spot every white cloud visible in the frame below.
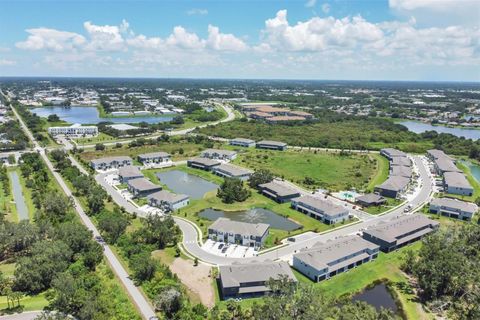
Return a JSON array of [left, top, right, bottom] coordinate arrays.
[[0, 58, 16, 66], [321, 3, 330, 14], [207, 25, 248, 51], [16, 28, 86, 51], [166, 26, 205, 50], [305, 0, 317, 8], [389, 0, 477, 11], [187, 8, 208, 16], [83, 21, 126, 51]]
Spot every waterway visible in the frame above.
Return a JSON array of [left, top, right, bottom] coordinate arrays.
[[155, 170, 218, 200], [198, 207, 302, 231], [31, 106, 174, 124], [398, 120, 480, 140], [460, 160, 480, 183], [9, 171, 29, 221], [352, 283, 398, 313]]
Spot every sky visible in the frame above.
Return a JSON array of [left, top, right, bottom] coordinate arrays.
[[0, 0, 479, 81]]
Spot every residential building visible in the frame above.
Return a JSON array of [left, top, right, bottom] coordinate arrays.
[[390, 165, 412, 178], [148, 190, 189, 212], [138, 152, 171, 165], [90, 156, 133, 170], [356, 194, 387, 207], [391, 157, 411, 167], [362, 214, 439, 252], [256, 140, 288, 151], [213, 163, 253, 180], [229, 138, 256, 148], [200, 149, 237, 161], [374, 176, 410, 198], [48, 124, 98, 137], [265, 116, 306, 123], [118, 165, 143, 183], [443, 171, 473, 196], [433, 157, 461, 175], [380, 148, 407, 160], [258, 181, 301, 203], [127, 178, 162, 197], [427, 149, 452, 161], [208, 217, 269, 248], [293, 236, 380, 282], [291, 195, 349, 224], [187, 157, 221, 171], [430, 197, 478, 221], [218, 261, 296, 298]]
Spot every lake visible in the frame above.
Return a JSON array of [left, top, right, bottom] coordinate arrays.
[[156, 170, 218, 199], [398, 120, 480, 140], [31, 106, 174, 124], [198, 207, 302, 231], [460, 160, 480, 183], [352, 283, 398, 313]]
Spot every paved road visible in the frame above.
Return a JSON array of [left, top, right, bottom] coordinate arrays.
[[0, 311, 41, 320], [11, 107, 157, 320]]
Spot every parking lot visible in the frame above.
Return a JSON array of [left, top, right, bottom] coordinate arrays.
[[201, 239, 257, 258]]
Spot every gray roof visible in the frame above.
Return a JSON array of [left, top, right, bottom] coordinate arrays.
[[376, 175, 410, 192], [259, 181, 300, 197], [294, 236, 379, 270], [201, 149, 237, 157], [215, 163, 253, 177], [90, 156, 132, 165], [444, 171, 472, 189], [434, 158, 461, 173], [356, 193, 386, 204], [391, 157, 411, 167], [430, 197, 477, 214], [230, 138, 255, 144], [127, 178, 162, 192], [118, 165, 143, 179], [427, 149, 452, 160], [219, 261, 296, 288], [188, 157, 221, 167], [390, 165, 412, 178], [381, 148, 406, 158], [292, 195, 348, 217], [209, 217, 269, 237], [364, 214, 439, 243], [138, 152, 171, 159], [256, 140, 287, 147], [148, 190, 188, 203]]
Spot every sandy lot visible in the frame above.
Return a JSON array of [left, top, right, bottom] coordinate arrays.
[[170, 258, 215, 308]]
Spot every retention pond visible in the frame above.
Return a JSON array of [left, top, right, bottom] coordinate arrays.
[[352, 283, 398, 313], [155, 170, 218, 200]]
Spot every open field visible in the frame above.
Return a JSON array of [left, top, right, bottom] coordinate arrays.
[[232, 148, 379, 192], [366, 153, 390, 191]]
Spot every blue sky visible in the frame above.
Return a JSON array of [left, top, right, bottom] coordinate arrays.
[[0, 0, 479, 80]]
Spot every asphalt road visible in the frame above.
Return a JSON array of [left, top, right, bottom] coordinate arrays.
[[11, 107, 157, 320], [0, 311, 42, 320]]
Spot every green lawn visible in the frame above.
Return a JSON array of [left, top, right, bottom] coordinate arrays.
[[74, 132, 118, 145], [232, 149, 378, 192], [363, 198, 402, 215], [366, 153, 389, 192], [0, 292, 49, 314], [443, 161, 480, 202]]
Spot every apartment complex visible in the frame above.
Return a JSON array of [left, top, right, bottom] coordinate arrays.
[[187, 157, 221, 171], [208, 218, 269, 249], [148, 190, 189, 212], [127, 178, 162, 197], [200, 149, 237, 161], [229, 138, 255, 148], [430, 197, 478, 221], [137, 152, 171, 165], [256, 140, 288, 151], [48, 124, 98, 137], [291, 195, 349, 224], [90, 156, 133, 170], [258, 181, 301, 203], [118, 165, 143, 183], [213, 163, 253, 180]]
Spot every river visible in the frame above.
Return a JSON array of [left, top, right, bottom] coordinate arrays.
[[398, 120, 480, 140], [31, 106, 174, 124]]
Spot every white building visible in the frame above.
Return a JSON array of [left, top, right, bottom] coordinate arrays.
[[148, 190, 189, 212], [48, 124, 98, 137], [207, 218, 269, 249]]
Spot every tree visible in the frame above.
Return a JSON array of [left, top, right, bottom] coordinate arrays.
[[47, 114, 60, 122], [97, 209, 129, 243], [130, 252, 157, 284], [217, 178, 251, 203], [153, 287, 182, 316], [171, 115, 184, 125], [248, 169, 274, 189], [95, 143, 105, 151], [140, 214, 179, 249], [41, 191, 74, 223]]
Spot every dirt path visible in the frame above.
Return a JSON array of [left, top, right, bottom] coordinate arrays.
[[170, 258, 215, 308]]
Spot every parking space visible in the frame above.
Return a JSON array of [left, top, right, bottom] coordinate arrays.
[[201, 239, 257, 258], [138, 204, 164, 216]]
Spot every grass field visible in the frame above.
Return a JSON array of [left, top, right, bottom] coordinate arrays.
[[363, 198, 402, 215], [366, 153, 389, 191], [0, 174, 17, 222]]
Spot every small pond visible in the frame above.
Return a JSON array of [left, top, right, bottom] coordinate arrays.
[[156, 170, 218, 200], [31, 106, 174, 124], [398, 120, 480, 140], [352, 283, 398, 313], [198, 207, 302, 231], [460, 160, 480, 183]]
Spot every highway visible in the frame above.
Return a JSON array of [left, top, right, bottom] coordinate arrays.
[[11, 107, 158, 320]]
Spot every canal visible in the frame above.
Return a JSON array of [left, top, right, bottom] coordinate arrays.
[[398, 120, 480, 140], [9, 171, 29, 221]]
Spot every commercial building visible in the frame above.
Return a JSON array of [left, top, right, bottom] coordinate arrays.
[[430, 197, 478, 221], [187, 157, 221, 171], [138, 152, 171, 165], [148, 190, 189, 212], [127, 178, 162, 197], [208, 217, 269, 249], [380, 148, 407, 160], [443, 171, 473, 196], [229, 138, 256, 148], [200, 149, 237, 161], [265, 116, 306, 123], [293, 236, 380, 282], [291, 196, 349, 224], [374, 176, 410, 198], [213, 163, 253, 180], [258, 181, 301, 203], [356, 193, 387, 207], [90, 156, 133, 170], [118, 165, 143, 183], [256, 140, 288, 151], [48, 124, 98, 137], [362, 214, 439, 252], [218, 261, 296, 298]]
